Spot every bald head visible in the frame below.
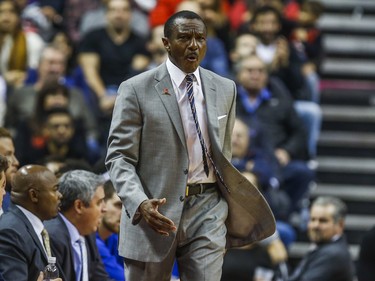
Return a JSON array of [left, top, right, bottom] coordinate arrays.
[[11, 165, 62, 221], [12, 165, 52, 194]]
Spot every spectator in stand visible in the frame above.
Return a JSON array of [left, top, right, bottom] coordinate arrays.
[[249, 5, 322, 159], [229, 33, 258, 78], [14, 80, 94, 165], [0, 0, 44, 89], [78, 0, 150, 143], [61, 0, 101, 45], [0, 127, 19, 212], [16, 107, 90, 166], [236, 54, 315, 219], [79, 0, 109, 39], [250, 5, 305, 98], [0, 165, 63, 281], [286, 0, 325, 104], [146, 24, 169, 70], [44, 169, 111, 281], [5, 45, 99, 155], [21, 0, 64, 42], [96, 180, 124, 281], [289, 196, 354, 281], [189, 0, 230, 77], [0, 154, 8, 217], [80, 0, 156, 41], [49, 31, 78, 82], [231, 118, 290, 221]]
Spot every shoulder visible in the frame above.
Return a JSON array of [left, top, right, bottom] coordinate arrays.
[[0, 210, 23, 230], [44, 216, 67, 236], [200, 67, 235, 87], [119, 64, 162, 89], [0, 210, 33, 243], [25, 31, 44, 46], [84, 28, 107, 39], [319, 239, 351, 260]]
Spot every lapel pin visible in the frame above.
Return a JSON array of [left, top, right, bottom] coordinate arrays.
[[163, 88, 170, 95]]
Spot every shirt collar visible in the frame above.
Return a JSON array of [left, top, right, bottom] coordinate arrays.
[[238, 86, 271, 114], [16, 205, 44, 234], [166, 58, 202, 89]]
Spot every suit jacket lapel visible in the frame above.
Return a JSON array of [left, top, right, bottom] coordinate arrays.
[[154, 64, 187, 149], [12, 207, 48, 262], [200, 70, 220, 151]]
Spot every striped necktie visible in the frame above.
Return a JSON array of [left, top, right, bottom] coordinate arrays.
[[185, 74, 228, 190], [185, 74, 209, 176], [41, 228, 52, 257]]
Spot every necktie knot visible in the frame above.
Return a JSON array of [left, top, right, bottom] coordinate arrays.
[[186, 74, 194, 84]]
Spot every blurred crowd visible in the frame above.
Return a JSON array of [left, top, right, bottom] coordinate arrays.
[[0, 0, 339, 280]]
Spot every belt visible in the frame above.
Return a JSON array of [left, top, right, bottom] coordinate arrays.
[[185, 183, 217, 197]]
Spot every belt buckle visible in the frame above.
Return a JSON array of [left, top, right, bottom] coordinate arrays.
[[185, 185, 189, 197], [199, 184, 204, 194]]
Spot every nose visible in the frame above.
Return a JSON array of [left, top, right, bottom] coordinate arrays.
[[101, 202, 107, 213], [188, 37, 198, 49], [10, 154, 19, 167]]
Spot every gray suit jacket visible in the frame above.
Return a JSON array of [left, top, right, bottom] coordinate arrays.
[[106, 63, 275, 262]]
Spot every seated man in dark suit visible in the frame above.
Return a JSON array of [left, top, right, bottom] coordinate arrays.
[[44, 169, 111, 281], [289, 196, 354, 281], [0, 165, 62, 281]]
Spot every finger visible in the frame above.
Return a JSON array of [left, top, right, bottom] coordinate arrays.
[[146, 213, 176, 231]]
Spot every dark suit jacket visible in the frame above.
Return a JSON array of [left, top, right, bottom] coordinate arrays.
[[44, 214, 110, 281], [289, 236, 354, 281], [357, 225, 375, 281], [0, 205, 50, 281]]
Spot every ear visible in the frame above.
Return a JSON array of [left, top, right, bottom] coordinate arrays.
[[162, 37, 170, 52], [74, 199, 84, 215], [29, 188, 39, 203]]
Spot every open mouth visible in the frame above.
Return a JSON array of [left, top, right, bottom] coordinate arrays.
[[187, 53, 198, 61]]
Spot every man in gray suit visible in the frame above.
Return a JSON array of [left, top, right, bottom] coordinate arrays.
[[106, 10, 275, 281]]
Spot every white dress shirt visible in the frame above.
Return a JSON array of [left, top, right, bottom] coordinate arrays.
[[16, 205, 48, 257], [60, 213, 88, 281], [166, 58, 215, 184]]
